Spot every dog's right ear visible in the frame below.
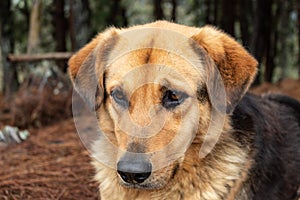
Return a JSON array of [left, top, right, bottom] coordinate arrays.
[[68, 28, 118, 110], [191, 26, 258, 113]]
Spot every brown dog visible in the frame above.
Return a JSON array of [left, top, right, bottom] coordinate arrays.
[[68, 21, 300, 200]]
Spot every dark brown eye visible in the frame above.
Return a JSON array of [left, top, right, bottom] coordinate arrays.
[[162, 90, 187, 109], [111, 89, 129, 108]]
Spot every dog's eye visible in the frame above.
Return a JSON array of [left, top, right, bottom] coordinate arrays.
[[111, 89, 129, 108], [162, 90, 187, 109]]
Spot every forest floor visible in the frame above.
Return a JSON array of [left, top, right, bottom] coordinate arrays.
[[0, 78, 300, 200]]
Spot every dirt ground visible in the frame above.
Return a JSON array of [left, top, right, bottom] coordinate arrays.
[[0, 76, 98, 200], [0, 78, 300, 200], [0, 119, 98, 200]]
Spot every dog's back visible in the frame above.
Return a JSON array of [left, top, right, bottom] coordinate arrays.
[[232, 93, 300, 200]]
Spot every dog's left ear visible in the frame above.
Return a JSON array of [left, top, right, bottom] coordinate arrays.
[[191, 26, 258, 113], [68, 28, 118, 110]]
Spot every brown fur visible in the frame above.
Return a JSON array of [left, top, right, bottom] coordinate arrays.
[[68, 21, 300, 200]]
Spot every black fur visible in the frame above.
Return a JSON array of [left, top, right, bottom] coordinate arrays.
[[231, 93, 300, 200]]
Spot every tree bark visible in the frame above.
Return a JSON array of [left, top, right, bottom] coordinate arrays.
[[298, 1, 300, 79], [53, 0, 67, 72], [0, 0, 18, 96], [213, 0, 219, 25], [67, 0, 93, 50], [54, 0, 67, 52], [238, 0, 253, 47], [120, 1, 128, 27], [0, 11, 3, 93], [204, 0, 211, 24], [27, 0, 42, 54], [106, 0, 128, 27], [69, 0, 76, 52], [264, 0, 282, 82], [17, 0, 30, 28], [250, 0, 273, 85], [220, 0, 237, 37], [153, 0, 165, 20], [277, 1, 291, 79], [171, 0, 177, 22]]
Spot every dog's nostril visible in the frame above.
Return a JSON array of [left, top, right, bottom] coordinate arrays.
[[134, 172, 151, 183], [117, 161, 152, 184], [118, 171, 130, 183], [117, 171, 151, 184]]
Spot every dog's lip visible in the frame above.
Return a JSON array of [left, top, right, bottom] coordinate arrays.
[[120, 181, 163, 190], [121, 182, 152, 189]]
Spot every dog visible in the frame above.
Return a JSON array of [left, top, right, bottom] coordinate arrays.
[[68, 21, 300, 200]]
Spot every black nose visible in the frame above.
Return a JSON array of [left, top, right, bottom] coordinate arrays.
[[117, 160, 152, 184]]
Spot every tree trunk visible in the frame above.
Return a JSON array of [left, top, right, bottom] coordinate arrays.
[[120, 1, 128, 27], [27, 0, 42, 54], [69, 0, 76, 52], [171, 0, 177, 22], [106, 0, 128, 27], [298, 1, 300, 79], [153, 0, 165, 20], [220, 0, 237, 36], [192, 0, 201, 26], [212, 0, 219, 25], [53, 0, 67, 72], [18, 0, 30, 28], [0, 0, 18, 96], [54, 0, 67, 52], [204, 0, 211, 24], [250, 0, 273, 85], [238, 0, 253, 47], [278, 1, 291, 79], [0, 13, 3, 93], [67, 0, 93, 50], [264, 0, 282, 82]]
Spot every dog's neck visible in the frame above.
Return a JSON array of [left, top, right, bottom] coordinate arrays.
[[172, 136, 252, 200], [94, 127, 253, 200]]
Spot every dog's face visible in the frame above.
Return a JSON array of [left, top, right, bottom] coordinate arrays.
[[69, 21, 257, 190], [103, 48, 207, 189]]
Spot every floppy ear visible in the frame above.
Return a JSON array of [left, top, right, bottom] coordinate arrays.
[[191, 26, 258, 113], [68, 28, 118, 110]]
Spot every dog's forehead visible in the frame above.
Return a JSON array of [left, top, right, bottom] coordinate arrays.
[[107, 27, 201, 63], [104, 28, 206, 93], [105, 50, 204, 94]]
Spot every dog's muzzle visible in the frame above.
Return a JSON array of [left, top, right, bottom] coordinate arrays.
[[117, 154, 152, 184]]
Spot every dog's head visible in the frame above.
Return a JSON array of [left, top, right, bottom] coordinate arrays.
[[68, 21, 257, 190]]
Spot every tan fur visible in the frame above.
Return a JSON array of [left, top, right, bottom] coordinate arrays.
[[68, 21, 258, 200], [191, 26, 257, 88]]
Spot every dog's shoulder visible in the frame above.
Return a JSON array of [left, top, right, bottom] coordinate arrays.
[[231, 93, 300, 200], [232, 92, 300, 132]]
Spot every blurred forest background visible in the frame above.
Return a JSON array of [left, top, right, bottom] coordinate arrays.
[[1, 1, 300, 198], [0, 0, 300, 98]]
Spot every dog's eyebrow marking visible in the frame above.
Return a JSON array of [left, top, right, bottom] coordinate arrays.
[[197, 83, 208, 104], [144, 48, 153, 64], [127, 142, 146, 153], [143, 39, 155, 63], [170, 163, 179, 179], [144, 49, 153, 63]]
